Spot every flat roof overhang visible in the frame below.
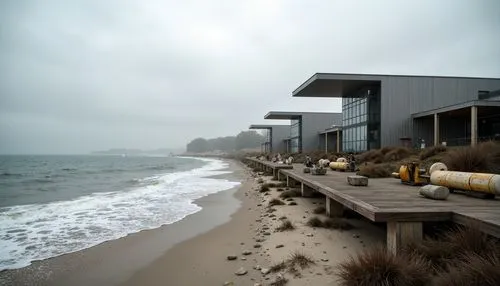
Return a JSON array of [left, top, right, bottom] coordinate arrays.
[[264, 111, 338, 120], [319, 127, 342, 135], [249, 124, 273, 130], [292, 73, 382, 98], [411, 100, 500, 119]]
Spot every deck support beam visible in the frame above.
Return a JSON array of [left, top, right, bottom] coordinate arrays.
[[326, 197, 344, 217], [301, 183, 314, 197], [387, 222, 423, 254]]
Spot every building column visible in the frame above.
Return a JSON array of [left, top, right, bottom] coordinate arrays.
[[336, 131, 340, 153], [471, 106, 478, 146], [325, 133, 328, 153], [434, 113, 439, 146]]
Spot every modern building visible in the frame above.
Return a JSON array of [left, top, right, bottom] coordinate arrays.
[[292, 73, 500, 152], [263, 111, 342, 153], [249, 124, 289, 153]]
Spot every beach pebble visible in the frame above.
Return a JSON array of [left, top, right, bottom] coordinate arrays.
[[254, 265, 262, 270], [254, 244, 262, 248], [227, 255, 238, 261], [241, 257, 247, 261], [301, 242, 305, 246], [352, 234, 360, 238], [242, 250, 252, 255], [275, 244, 284, 248], [343, 246, 347, 249], [257, 204, 262, 206], [263, 232, 271, 236], [223, 281, 234, 286], [261, 268, 270, 275], [235, 267, 248, 276], [321, 258, 329, 262], [306, 233, 314, 237], [254, 283, 262, 286], [255, 238, 265, 242]]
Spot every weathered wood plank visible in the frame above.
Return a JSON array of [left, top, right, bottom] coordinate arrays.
[[387, 222, 423, 254]]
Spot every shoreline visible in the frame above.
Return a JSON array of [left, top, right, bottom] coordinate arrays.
[[0, 159, 249, 286], [2, 159, 387, 285]]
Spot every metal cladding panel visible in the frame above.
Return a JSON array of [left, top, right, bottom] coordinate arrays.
[[300, 113, 342, 152], [271, 125, 290, 153], [380, 76, 500, 146]]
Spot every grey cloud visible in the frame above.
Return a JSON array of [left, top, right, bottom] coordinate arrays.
[[1, 0, 499, 154]]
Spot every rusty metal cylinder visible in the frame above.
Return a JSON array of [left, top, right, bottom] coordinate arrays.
[[329, 161, 348, 170], [430, 170, 500, 195]]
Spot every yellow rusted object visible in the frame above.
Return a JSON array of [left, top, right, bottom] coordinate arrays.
[[329, 161, 349, 170], [430, 171, 500, 195], [396, 163, 428, 186]]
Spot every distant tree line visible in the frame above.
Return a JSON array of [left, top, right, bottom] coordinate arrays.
[[186, 131, 264, 153]]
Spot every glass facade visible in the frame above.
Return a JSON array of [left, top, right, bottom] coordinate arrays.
[[342, 86, 381, 152], [289, 119, 301, 153], [265, 129, 272, 152], [342, 97, 368, 152]]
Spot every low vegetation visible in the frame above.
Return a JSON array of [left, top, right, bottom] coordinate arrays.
[[356, 162, 398, 178], [276, 219, 295, 232], [268, 198, 285, 206], [443, 141, 500, 173], [338, 225, 499, 285], [337, 246, 432, 286], [270, 251, 316, 274], [306, 217, 323, 227], [432, 252, 500, 286], [279, 190, 301, 199], [306, 216, 354, 230], [419, 145, 447, 160]]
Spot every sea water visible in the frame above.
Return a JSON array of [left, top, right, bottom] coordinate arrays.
[[0, 155, 240, 271]]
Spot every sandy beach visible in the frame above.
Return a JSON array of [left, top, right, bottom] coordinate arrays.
[[1, 160, 385, 286]]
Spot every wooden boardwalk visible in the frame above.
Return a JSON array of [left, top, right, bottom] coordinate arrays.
[[244, 157, 500, 253]]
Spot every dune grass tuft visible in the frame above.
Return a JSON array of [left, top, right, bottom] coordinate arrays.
[[443, 141, 500, 173], [268, 198, 285, 206], [306, 217, 323, 228], [337, 246, 432, 286], [276, 219, 295, 232], [279, 190, 301, 199]]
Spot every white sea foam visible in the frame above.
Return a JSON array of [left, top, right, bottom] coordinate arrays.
[[0, 157, 240, 271]]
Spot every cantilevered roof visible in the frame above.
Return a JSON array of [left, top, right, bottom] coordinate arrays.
[[292, 73, 500, 98], [319, 126, 342, 135], [411, 100, 500, 119], [249, 124, 288, 129], [292, 73, 382, 98], [264, 111, 337, 120]]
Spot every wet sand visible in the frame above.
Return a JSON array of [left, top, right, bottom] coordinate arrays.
[[1, 160, 386, 286]]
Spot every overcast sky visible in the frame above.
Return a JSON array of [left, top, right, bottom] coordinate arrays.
[[1, 0, 499, 154]]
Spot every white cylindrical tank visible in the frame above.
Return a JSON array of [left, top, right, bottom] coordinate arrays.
[[329, 161, 348, 170], [336, 157, 347, 163], [430, 170, 500, 195]]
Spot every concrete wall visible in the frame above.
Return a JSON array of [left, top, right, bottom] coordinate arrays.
[[300, 113, 342, 152], [380, 76, 500, 146], [271, 125, 290, 153]]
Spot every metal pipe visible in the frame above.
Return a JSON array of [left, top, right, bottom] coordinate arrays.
[[430, 170, 500, 195]]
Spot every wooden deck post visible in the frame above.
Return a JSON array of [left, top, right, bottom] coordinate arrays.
[[325, 197, 344, 217], [387, 222, 423, 254], [301, 183, 314, 197], [273, 169, 278, 180]]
